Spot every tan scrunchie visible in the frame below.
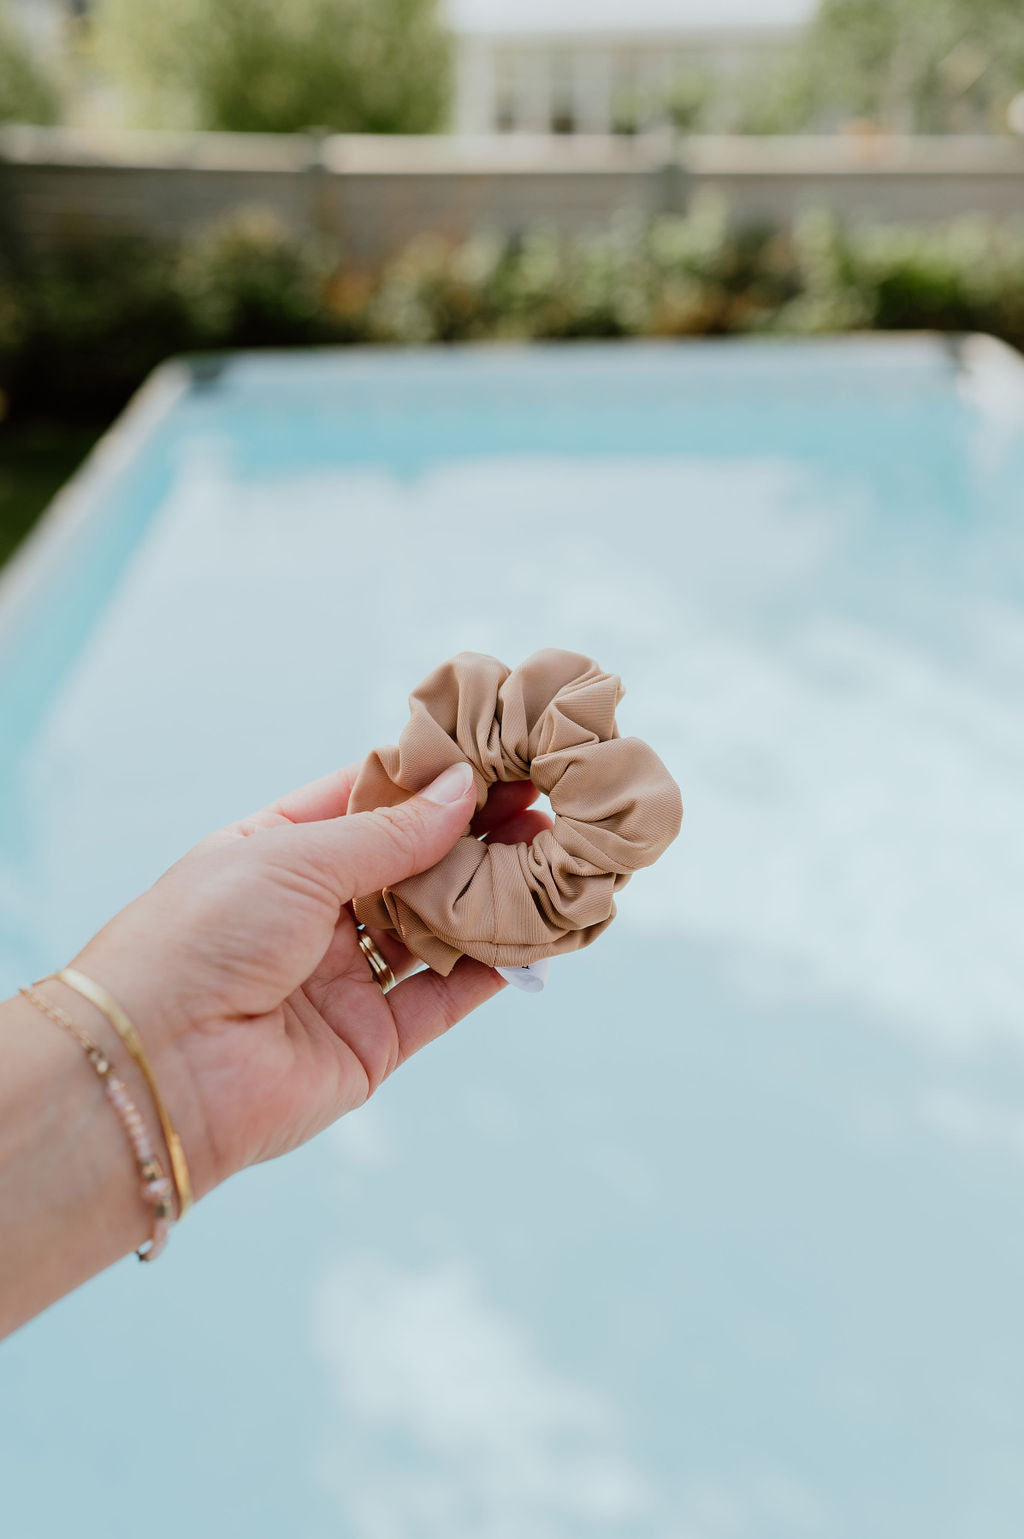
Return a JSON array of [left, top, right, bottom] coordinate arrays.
[[350, 649, 683, 975]]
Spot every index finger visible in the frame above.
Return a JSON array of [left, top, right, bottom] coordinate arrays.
[[389, 955, 508, 1064]]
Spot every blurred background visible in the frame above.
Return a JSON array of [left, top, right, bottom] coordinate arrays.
[[1, 5, 1024, 1539], [2, 0, 1024, 564]]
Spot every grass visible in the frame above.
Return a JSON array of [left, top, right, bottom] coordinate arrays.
[[0, 419, 103, 570]]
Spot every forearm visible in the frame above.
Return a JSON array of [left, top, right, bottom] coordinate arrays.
[[0, 760, 500, 1339], [0, 986, 160, 1339]]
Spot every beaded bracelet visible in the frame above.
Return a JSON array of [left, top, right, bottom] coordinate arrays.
[[56, 967, 193, 1218], [20, 983, 175, 1261]]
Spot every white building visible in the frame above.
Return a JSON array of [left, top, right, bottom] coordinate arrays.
[[454, 26, 801, 136], [450, 1, 810, 136]]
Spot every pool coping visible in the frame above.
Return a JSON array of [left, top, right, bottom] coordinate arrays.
[[1, 330, 1022, 653], [0, 359, 192, 655]]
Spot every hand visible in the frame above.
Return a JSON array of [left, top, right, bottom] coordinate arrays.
[[66, 760, 554, 1200]]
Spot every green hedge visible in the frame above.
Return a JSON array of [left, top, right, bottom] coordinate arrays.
[[3, 199, 1024, 420]]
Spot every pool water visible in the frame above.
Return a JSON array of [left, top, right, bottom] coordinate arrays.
[[1, 339, 1023, 1539]]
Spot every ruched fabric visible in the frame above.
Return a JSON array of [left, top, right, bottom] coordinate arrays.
[[350, 649, 683, 974]]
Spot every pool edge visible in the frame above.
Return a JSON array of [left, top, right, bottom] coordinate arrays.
[[0, 360, 192, 655]]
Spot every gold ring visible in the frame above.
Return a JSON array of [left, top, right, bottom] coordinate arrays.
[[357, 929, 398, 995]]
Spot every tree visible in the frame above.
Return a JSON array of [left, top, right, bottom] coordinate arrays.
[[0, 4, 60, 125], [738, 0, 1024, 134], [91, 0, 452, 134]]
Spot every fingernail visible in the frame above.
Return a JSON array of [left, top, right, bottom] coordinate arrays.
[[422, 761, 475, 805]]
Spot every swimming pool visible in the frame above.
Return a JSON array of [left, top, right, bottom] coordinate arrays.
[[2, 337, 1023, 1539]]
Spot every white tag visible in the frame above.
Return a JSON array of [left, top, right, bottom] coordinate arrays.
[[496, 958, 551, 994]]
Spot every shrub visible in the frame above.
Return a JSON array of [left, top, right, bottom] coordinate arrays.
[[775, 209, 1024, 339], [2, 202, 1024, 426], [175, 209, 334, 345], [0, 238, 188, 416]]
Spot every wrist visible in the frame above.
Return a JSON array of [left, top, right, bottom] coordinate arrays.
[[0, 990, 153, 1336], [59, 938, 220, 1204]]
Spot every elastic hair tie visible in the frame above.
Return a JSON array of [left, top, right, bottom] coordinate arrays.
[[349, 648, 683, 974]]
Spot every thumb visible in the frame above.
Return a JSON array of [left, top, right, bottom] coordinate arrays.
[[280, 760, 477, 904]]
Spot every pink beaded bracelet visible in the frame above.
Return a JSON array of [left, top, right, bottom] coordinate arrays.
[[20, 982, 175, 1261]]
